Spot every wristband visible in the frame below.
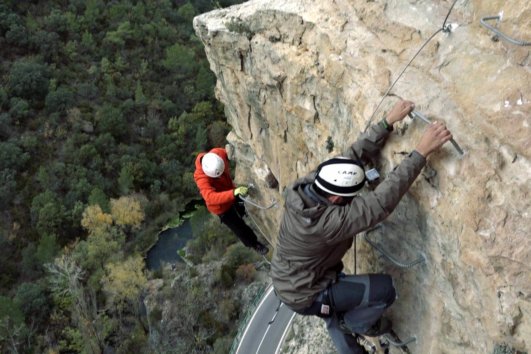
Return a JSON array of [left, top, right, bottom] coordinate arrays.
[[380, 118, 393, 131]]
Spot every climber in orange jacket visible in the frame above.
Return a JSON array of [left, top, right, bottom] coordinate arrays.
[[194, 147, 269, 255]]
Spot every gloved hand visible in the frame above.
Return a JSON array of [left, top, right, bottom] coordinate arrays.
[[233, 186, 249, 197]]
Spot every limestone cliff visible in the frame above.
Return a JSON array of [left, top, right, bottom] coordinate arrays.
[[194, 1, 530, 352]]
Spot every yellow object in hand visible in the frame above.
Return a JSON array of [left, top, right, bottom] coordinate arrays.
[[234, 186, 249, 197]]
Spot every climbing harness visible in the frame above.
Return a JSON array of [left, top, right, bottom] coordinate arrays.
[[364, 225, 426, 269], [409, 110, 464, 155], [480, 13, 531, 46], [363, 0, 460, 132]]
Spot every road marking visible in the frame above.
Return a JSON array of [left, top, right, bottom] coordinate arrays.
[[255, 304, 281, 353], [236, 285, 274, 354], [275, 311, 296, 354]]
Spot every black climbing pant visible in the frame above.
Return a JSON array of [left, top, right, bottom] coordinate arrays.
[[219, 202, 259, 249], [295, 273, 396, 354]]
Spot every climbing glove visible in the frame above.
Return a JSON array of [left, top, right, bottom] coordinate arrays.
[[233, 186, 249, 197]]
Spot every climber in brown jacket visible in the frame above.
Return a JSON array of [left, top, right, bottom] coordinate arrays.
[[270, 99, 452, 354]]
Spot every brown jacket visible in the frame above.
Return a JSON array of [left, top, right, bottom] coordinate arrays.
[[270, 123, 426, 310]]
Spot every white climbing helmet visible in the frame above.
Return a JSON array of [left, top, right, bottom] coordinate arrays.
[[314, 157, 366, 197], [202, 152, 225, 178]]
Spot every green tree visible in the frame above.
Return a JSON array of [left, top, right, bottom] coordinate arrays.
[[177, 3, 196, 24], [0, 87, 7, 108], [36, 233, 61, 264], [162, 43, 196, 78], [45, 86, 74, 113], [225, 243, 258, 268], [44, 9, 69, 36], [194, 64, 215, 100], [31, 190, 66, 236], [0, 296, 24, 325], [0, 296, 26, 354], [83, 0, 105, 31], [8, 97, 30, 121], [88, 187, 110, 212], [32, 30, 62, 61], [4, 19, 29, 47], [187, 206, 236, 263], [118, 164, 134, 194], [87, 228, 125, 265], [0, 169, 16, 208], [14, 282, 49, 322], [96, 104, 127, 140], [134, 81, 147, 105], [8, 60, 50, 100], [80, 30, 96, 53], [104, 20, 134, 48]]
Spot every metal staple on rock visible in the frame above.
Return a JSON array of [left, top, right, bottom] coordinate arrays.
[[409, 110, 464, 155], [240, 195, 277, 210], [480, 15, 531, 46], [363, 0, 460, 132], [383, 334, 417, 348], [364, 226, 426, 269]]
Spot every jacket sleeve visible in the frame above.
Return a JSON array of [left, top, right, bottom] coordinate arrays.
[[321, 151, 426, 244], [342, 123, 391, 164], [195, 173, 236, 207]]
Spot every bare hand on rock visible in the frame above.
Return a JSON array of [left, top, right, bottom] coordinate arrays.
[[416, 121, 453, 157], [386, 100, 415, 125]]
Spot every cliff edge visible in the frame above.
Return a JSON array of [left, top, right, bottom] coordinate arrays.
[[194, 1, 530, 352]]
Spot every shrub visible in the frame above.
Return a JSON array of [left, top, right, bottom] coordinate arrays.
[[235, 263, 256, 283]]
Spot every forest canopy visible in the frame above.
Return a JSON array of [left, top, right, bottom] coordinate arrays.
[[0, 0, 251, 352]]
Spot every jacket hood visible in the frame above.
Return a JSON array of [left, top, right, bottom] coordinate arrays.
[[284, 172, 327, 221]]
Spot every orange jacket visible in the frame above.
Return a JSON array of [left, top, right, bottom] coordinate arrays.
[[194, 148, 236, 215]]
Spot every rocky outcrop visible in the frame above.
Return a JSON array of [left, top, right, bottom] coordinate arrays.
[[194, 1, 530, 352]]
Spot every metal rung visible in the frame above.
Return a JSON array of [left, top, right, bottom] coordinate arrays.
[[383, 334, 417, 347], [480, 15, 531, 46], [408, 110, 464, 156], [240, 196, 277, 210], [365, 225, 426, 269]]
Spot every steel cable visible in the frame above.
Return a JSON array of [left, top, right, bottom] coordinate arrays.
[[363, 0, 460, 131]]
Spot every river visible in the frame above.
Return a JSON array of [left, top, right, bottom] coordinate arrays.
[[145, 220, 194, 270], [145, 200, 207, 270]]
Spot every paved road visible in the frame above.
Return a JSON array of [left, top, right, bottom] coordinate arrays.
[[236, 284, 296, 354]]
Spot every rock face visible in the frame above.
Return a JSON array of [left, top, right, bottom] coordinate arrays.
[[194, 1, 530, 352]]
